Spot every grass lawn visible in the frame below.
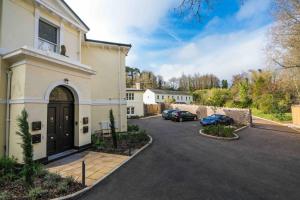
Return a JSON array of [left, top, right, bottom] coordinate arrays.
[[251, 108, 292, 123]]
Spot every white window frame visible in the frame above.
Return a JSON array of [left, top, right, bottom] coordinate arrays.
[[34, 9, 63, 53], [126, 93, 134, 100], [127, 107, 130, 115], [38, 18, 60, 53]]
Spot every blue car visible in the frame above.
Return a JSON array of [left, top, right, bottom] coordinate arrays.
[[200, 114, 234, 126], [162, 109, 177, 120]]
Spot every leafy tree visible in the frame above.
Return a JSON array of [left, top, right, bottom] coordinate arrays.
[[16, 109, 34, 186], [109, 109, 117, 149], [207, 89, 231, 107], [238, 79, 252, 107], [126, 66, 140, 88], [256, 94, 274, 114], [221, 80, 228, 89]]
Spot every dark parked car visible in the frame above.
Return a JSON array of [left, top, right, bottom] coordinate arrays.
[[200, 114, 234, 126], [162, 109, 177, 120], [171, 111, 198, 122]]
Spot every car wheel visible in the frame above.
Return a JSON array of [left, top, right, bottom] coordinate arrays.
[[179, 118, 183, 122]]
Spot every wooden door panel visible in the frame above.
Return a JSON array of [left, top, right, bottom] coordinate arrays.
[[61, 104, 74, 150], [47, 106, 57, 156], [47, 103, 74, 156]]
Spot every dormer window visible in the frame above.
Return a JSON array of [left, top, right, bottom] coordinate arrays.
[[38, 19, 59, 53]]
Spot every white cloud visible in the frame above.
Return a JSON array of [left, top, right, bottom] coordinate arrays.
[[236, 0, 271, 21], [65, 0, 177, 43], [156, 25, 269, 81]]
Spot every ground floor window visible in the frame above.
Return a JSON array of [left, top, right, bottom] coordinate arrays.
[[127, 107, 135, 115]]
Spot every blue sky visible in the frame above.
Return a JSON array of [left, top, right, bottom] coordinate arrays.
[[66, 0, 273, 81]]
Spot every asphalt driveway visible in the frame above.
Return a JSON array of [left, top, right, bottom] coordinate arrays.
[[80, 116, 300, 200]]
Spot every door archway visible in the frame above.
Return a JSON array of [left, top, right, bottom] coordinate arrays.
[[47, 86, 74, 156]]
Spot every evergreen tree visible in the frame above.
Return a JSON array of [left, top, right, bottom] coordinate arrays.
[[109, 109, 118, 149], [221, 80, 228, 89], [16, 109, 34, 186]]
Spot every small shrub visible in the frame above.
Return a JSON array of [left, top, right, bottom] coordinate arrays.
[[57, 181, 69, 194], [32, 162, 47, 178], [28, 187, 47, 200], [128, 124, 139, 132], [202, 125, 235, 138], [0, 156, 18, 175], [43, 173, 62, 189], [64, 176, 76, 186], [0, 191, 11, 200]]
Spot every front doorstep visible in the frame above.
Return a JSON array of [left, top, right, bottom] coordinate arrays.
[[36, 144, 92, 164], [48, 149, 79, 162]]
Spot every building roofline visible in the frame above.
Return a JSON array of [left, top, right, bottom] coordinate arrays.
[[147, 89, 192, 95], [84, 35, 132, 48], [126, 88, 145, 92], [61, 0, 90, 31]]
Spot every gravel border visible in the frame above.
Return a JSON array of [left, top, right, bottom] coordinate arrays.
[[199, 125, 248, 141], [51, 134, 153, 200]]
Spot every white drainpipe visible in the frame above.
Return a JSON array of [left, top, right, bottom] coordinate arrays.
[[118, 47, 122, 131], [5, 70, 12, 157]]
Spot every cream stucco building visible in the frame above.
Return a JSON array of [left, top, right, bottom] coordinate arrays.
[[0, 0, 131, 162], [126, 85, 145, 118]]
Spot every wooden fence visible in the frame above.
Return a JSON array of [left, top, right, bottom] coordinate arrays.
[[292, 105, 300, 126], [144, 103, 168, 116]]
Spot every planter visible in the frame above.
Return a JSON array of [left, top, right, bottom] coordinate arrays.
[[199, 125, 248, 140]]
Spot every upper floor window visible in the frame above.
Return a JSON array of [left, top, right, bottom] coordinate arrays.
[[38, 20, 59, 53], [126, 93, 134, 100]]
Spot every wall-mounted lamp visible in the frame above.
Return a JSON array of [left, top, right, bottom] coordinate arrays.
[[64, 78, 69, 84]]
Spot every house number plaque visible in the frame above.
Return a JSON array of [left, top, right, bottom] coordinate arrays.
[[32, 134, 41, 144], [83, 126, 89, 133], [32, 121, 41, 131], [83, 117, 89, 125]]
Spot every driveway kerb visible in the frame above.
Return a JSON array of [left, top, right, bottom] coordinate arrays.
[[51, 135, 153, 200]]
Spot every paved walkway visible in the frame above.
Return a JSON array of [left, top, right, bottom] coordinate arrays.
[[46, 151, 128, 186], [79, 116, 300, 200], [253, 117, 300, 134]]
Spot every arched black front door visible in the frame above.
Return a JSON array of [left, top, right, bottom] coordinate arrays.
[[47, 86, 74, 156]]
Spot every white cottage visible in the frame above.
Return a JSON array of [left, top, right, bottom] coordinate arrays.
[[143, 89, 193, 105]]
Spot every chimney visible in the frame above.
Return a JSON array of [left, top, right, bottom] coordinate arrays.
[[136, 83, 141, 90]]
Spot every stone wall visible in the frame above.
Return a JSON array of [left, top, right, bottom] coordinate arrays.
[[170, 104, 251, 125]]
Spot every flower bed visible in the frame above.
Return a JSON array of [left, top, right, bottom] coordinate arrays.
[[91, 124, 150, 155], [0, 157, 84, 200], [202, 125, 236, 138]]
